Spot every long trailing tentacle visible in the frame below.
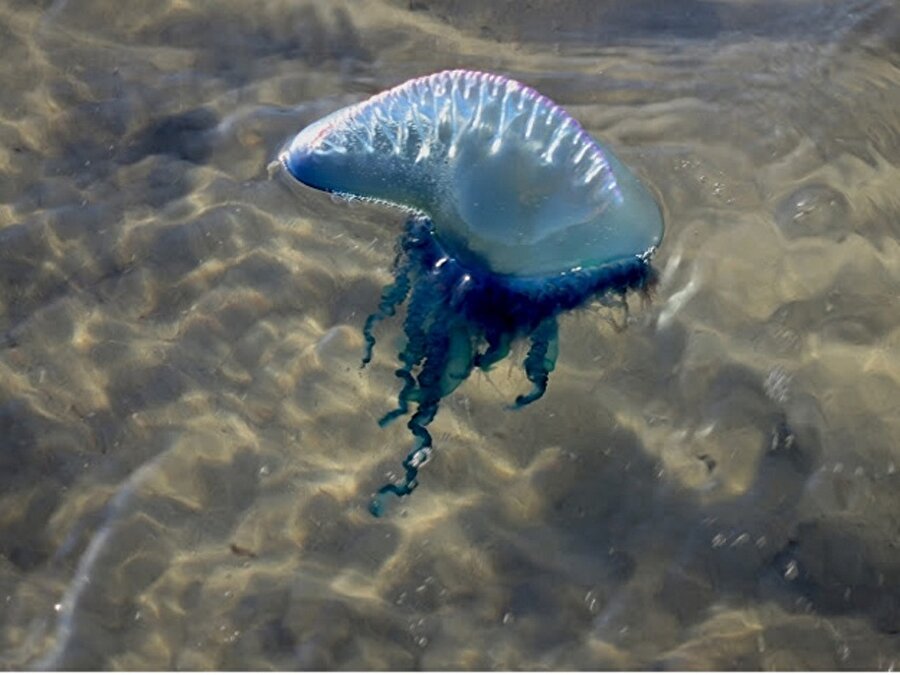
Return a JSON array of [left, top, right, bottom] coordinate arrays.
[[377, 369, 417, 427], [513, 316, 559, 408], [376, 272, 439, 426], [371, 316, 453, 515], [361, 248, 413, 367], [399, 315, 450, 453]]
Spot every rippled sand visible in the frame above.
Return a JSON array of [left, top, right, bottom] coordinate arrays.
[[1, 0, 899, 669]]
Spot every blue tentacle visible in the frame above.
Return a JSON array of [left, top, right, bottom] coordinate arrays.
[[362, 250, 413, 367], [371, 314, 453, 514], [376, 270, 439, 425], [475, 330, 513, 371], [513, 316, 559, 408]]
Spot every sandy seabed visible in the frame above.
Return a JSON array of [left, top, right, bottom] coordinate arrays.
[[0, 0, 899, 669]]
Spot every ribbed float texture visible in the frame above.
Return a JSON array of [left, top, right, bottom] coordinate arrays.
[[282, 70, 663, 276]]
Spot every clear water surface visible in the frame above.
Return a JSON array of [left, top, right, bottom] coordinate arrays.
[[0, 0, 899, 669]]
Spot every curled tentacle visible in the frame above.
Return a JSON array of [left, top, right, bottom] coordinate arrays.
[[371, 310, 452, 513], [361, 248, 412, 366], [376, 266, 439, 425], [513, 317, 560, 408], [377, 369, 417, 427]]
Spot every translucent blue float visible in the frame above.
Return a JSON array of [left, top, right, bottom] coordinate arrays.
[[280, 70, 664, 514]]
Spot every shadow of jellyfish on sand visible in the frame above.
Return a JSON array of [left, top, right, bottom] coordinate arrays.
[[279, 70, 664, 515]]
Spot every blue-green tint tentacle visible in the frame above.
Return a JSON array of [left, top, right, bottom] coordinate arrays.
[[371, 314, 456, 514], [362, 250, 413, 367], [475, 331, 513, 371], [439, 322, 475, 396], [376, 272, 440, 425], [377, 369, 418, 427], [513, 317, 559, 408]]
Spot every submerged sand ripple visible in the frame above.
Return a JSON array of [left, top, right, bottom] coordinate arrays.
[[0, 0, 898, 669]]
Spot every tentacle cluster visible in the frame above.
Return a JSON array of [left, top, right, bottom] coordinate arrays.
[[364, 217, 654, 516]]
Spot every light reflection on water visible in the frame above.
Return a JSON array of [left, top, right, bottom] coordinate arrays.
[[1, 0, 899, 669]]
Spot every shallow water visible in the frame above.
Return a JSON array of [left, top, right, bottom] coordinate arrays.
[[1, 0, 899, 669]]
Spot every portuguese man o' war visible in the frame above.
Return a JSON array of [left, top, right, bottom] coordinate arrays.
[[280, 70, 664, 515]]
